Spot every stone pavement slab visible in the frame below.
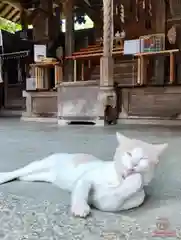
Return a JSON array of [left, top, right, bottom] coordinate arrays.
[[0, 119, 180, 239]]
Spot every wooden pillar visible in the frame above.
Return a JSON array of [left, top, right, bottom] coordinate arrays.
[[20, 8, 28, 40], [175, 25, 181, 83], [99, 0, 117, 124], [55, 6, 61, 37], [20, 8, 28, 30], [45, 0, 54, 41], [154, 0, 166, 85], [94, 21, 103, 41], [32, 0, 54, 43], [64, 0, 74, 82], [167, 0, 181, 84]]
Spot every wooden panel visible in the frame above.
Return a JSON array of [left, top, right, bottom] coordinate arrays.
[[89, 60, 138, 86], [32, 96, 57, 116], [58, 84, 101, 120], [169, 0, 181, 17], [121, 86, 181, 118], [114, 60, 138, 86]]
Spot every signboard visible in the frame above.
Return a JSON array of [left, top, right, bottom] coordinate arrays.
[[26, 77, 36, 91], [34, 44, 46, 62], [123, 39, 141, 55]]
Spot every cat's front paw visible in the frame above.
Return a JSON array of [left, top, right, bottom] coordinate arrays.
[[71, 201, 90, 218]]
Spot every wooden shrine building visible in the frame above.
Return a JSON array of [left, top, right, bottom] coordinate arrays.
[[2, 0, 181, 125]]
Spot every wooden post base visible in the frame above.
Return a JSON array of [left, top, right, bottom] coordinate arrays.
[[98, 86, 117, 125]]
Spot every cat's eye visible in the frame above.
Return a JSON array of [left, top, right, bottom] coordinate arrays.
[[127, 152, 132, 157]]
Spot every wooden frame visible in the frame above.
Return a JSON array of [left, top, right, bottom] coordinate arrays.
[[66, 47, 123, 83], [30, 62, 63, 90], [134, 49, 179, 85]]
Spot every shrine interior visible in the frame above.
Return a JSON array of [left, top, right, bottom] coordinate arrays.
[[0, 0, 181, 124]]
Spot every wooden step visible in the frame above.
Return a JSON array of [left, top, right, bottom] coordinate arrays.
[[91, 67, 137, 77], [91, 63, 137, 75], [116, 78, 137, 86], [89, 59, 138, 86], [91, 72, 137, 79]]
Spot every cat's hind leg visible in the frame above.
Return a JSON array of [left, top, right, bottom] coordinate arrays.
[[0, 156, 56, 184], [19, 171, 55, 183]]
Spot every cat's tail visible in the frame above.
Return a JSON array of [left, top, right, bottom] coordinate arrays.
[[0, 172, 16, 184]]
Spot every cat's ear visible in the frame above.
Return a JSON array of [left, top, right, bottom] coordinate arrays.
[[116, 132, 131, 144], [150, 143, 168, 165], [154, 143, 168, 156]]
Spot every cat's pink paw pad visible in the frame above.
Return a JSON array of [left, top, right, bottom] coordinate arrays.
[[71, 202, 90, 218]]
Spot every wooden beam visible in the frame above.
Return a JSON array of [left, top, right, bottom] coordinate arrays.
[[1, 4, 12, 17], [63, 0, 74, 81], [0, 2, 4, 9], [7, 8, 18, 20], [9, 9, 19, 21], [20, 8, 28, 29], [11, 11, 20, 22], [76, 0, 101, 23], [2, 0, 21, 10]]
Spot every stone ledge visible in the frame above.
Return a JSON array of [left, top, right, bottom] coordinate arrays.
[[22, 90, 57, 97], [117, 118, 181, 126], [21, 116, 57, 123], [59, 80, 98, 87]]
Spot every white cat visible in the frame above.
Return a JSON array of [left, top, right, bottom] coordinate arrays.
[[0, 132, 167, 217]]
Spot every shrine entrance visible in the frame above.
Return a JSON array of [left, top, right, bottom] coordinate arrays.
[[2, 51, 28, 110], [2, 0, 181, 124], [0, 30, 33, 113]]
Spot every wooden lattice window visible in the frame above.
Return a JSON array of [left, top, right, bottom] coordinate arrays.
[[169, 0, 181, 17]]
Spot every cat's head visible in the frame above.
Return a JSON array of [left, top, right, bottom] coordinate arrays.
[[121, 147, 149, 175], [114, 132, 168, 185]]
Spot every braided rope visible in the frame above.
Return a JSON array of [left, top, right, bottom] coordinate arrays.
[[103, 0, 114, 56]]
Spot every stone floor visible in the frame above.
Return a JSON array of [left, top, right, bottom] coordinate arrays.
[[0, 119, 181, 239]]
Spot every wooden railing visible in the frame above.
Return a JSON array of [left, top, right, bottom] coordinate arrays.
[[65, 46, 123, 82], [65, 44, 180, 85], [134, 49, 179, 85]]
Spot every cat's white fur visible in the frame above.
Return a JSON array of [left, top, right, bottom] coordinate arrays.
[[0, 132, 167, 217]]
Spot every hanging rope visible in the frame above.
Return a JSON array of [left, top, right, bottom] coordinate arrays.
[[103, 0, 114, 57]]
